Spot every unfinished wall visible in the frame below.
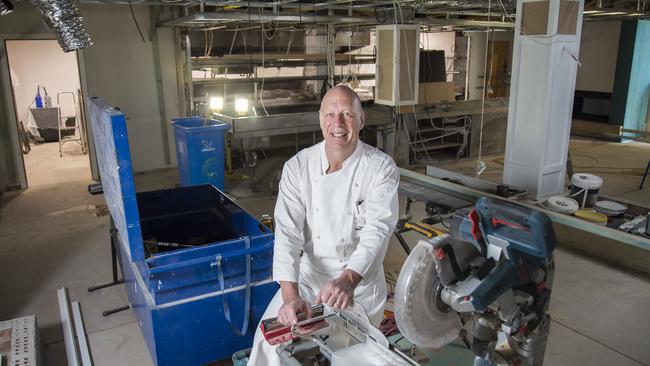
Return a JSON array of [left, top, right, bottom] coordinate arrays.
[[575, 21, 621, 93], [0, 1, 50, 190], [421, 31, 456, 82], [0, 2, 180, 185], [6, 40, 81, 128], [81, 4, 178, 172]]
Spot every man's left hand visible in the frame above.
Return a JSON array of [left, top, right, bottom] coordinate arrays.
[[316, 269, 362, 310]]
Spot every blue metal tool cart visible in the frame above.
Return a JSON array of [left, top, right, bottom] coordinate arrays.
[[86, 97, 278, 366]]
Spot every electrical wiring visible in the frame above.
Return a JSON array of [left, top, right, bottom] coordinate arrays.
[[411, 131, 465, 145], [400, 114, 433, 162], [430, 115, 472, 132], [285, 27, 296, 54], [259, 14, 270, 116], [476, 0, 492, 177], [258, 6, 279, 41], [222, 23, 240, 98], [128, 0, 146, 43]]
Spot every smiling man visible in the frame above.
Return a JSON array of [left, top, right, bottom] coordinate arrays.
[[247, 85, 399, 365]]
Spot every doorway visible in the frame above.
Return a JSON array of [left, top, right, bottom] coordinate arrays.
[[486, 40, 510, 98], [5, 39, 90, 188]]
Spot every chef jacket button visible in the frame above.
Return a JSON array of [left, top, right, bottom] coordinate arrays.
[[315, 207, 319, 212], [317, 235, 321, 239], [355, 182, 359, 187], [339, 239, 344, 243]]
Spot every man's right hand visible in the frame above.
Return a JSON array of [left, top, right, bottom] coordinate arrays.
[[277, 295, 312, 326], [277, 281, 312, 326]]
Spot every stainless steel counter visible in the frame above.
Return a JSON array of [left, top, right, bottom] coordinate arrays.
[[214, 105, 394, 140]]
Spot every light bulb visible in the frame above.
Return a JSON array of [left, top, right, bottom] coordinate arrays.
[[235, 97, 249, 115], [209, 96, 223, 111]]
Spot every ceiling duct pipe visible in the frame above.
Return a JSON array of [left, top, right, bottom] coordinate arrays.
[[35, 0, 93, 52], [0, 0, 14, 15]]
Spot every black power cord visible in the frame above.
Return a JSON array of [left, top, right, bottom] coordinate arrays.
[[128, 0, 146, 43]]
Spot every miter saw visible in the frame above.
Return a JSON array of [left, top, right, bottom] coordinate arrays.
[[395, 197, 557, 366]]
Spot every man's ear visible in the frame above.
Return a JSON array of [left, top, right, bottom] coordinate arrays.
[[359, 110, 366, 130]]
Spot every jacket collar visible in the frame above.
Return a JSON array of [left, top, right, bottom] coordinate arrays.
[[319, 140, 363, 174]]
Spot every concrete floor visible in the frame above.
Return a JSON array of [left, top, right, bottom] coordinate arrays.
[[435, 139, 650, 206], [0, 139, 649, 365]]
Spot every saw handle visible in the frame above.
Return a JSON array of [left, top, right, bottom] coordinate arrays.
[[475, 198, 556, 259]]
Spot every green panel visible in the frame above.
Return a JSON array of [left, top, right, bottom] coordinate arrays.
[[624, 20, 650, 133], [610, 20, 637, 126]]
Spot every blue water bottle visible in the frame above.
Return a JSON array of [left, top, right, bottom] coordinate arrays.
[[35, 86, 43, 108]]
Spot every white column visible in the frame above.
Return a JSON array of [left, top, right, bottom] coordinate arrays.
[[503, 0, 584, 200]]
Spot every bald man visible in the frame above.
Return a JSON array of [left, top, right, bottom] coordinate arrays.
[[247, 85, 399, 365]]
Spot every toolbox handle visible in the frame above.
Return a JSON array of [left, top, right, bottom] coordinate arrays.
[[214, 237, 252, 336]]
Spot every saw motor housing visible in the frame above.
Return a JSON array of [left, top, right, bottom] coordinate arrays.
[[443, 198, 556, 364], [395, 197, 557, 366]]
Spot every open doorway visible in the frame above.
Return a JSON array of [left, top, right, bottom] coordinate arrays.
[[5, 39, 90, 188]]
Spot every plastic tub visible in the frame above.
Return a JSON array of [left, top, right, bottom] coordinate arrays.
[[172, 117, 230, 190]]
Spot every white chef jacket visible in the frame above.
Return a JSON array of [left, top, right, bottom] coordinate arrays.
[[273, 139, 399, 287], [247, 140, 399, 366]]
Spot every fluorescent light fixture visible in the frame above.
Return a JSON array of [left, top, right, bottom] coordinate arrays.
[[209, 96, 223, 111], [235, 97, 249, 115], [0, 0, 14, 15]]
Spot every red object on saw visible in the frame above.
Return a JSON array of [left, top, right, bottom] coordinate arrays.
[[260, 304, 329, 345]]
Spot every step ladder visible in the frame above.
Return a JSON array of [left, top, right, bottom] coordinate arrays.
[[57, 91, 86, 157]]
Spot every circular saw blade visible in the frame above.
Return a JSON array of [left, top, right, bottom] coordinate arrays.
[[394, 236, 461, 349]]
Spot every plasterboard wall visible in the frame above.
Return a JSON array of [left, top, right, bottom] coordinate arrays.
[[575, 21, 621, 93]]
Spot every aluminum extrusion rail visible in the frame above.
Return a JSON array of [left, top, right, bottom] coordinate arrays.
[[399, 168, 650, 251]]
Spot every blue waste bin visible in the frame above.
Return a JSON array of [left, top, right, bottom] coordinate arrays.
[[172, 117, 230, 190]]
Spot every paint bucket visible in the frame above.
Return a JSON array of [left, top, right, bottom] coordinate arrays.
[[570, 173, 603, 208]]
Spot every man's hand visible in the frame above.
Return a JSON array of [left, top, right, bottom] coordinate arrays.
[[316, 269, 362, 310], [277, 282, 312, 326]]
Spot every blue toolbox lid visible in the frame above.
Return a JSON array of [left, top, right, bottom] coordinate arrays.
[[87, 97, 144, 261]]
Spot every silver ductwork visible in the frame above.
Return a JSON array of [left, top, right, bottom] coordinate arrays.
[[0, 0, 14, 16], [35, 0, 93, 52]]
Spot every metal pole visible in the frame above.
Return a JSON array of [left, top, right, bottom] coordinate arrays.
[[57, 287, 80, 366]]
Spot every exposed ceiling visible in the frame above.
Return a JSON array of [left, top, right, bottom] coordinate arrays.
[[76, 0, 650, 30]]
